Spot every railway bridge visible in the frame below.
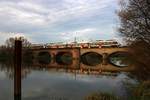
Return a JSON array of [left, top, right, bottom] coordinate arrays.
[[31, 47, 134, 72]]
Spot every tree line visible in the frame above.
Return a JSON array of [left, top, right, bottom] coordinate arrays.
[[0, 37, 33, 64]]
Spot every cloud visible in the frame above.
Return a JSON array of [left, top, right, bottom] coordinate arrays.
[[58, 28, 96, 42], [0, 0, 112, 28], [0, 1, 47, 27], [0, 0, 119, 44]]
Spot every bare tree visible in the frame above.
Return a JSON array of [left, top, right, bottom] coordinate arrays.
[[118, 0, 150, 80], [5, 37, 31, 48], [0, 37, 33, 63]]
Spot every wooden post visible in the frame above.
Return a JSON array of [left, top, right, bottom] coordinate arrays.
[[14, 40, 22, 100]]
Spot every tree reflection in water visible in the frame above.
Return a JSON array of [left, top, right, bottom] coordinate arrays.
[[0, 63, 31, 79]]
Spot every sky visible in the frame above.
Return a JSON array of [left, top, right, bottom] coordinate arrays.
[[0, 0, 121, 44]]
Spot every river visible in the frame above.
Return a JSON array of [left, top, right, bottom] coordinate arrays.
[[0, 63, 137, 100]]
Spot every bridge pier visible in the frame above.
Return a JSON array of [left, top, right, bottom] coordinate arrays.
[[102, 53, 108, 65]]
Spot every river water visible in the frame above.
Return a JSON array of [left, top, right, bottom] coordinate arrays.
[[0, 63, 137, 100]]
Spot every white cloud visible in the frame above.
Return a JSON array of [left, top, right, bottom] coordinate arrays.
[[58, 28, 97, 43], [46, 0, 114, 24], [0, 0, 119, 44], [0, 0, 115, 27], [0, 2, 47, 26]]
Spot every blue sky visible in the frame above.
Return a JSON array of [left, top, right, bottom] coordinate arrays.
[[0, 0, 121, 44]]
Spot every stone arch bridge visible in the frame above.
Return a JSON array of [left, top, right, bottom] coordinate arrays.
[[31, 47, 134, 72]]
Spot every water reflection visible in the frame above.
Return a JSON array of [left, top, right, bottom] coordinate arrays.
[[108, 52, 131, 67], [37, 52, 51, 64], [0, 61, 137, 100], [81, 52, 103, 66]]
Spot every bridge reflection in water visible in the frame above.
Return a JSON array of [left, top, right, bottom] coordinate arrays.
[[32, 47, 134, 72]]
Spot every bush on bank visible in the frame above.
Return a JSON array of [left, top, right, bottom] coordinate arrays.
[[127, 81, 150, 100]]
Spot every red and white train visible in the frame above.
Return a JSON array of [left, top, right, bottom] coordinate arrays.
[[31, 40, 121, 49]]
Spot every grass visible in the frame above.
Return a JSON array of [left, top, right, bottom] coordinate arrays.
[[84, 81, 150, 100], [84, 92, 120, 100], [127, 81, 150, 100]]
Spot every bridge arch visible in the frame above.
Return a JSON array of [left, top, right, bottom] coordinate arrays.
[[81, 52, 103, 66], [107, 51, 131, 67], [37, 51, 51, 64], [55, 52, 73, 65]]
